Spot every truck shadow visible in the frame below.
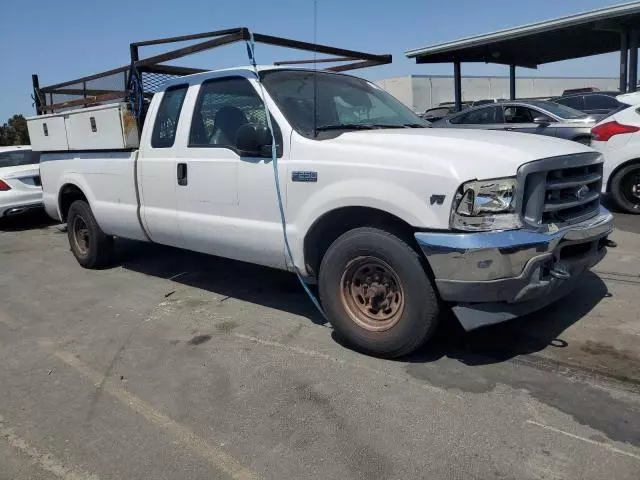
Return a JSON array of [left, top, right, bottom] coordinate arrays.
[[403, 271, 609, 366], [117, 238, 609, 366], [0, 210, 57, 232], [114, 239, 328, 326]]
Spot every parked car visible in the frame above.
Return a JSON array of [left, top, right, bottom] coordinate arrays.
[[32, 66, 612, 358], [432, 100, 596, 144], [562, 87, 600, 95], [421, 104, 468, 122], [469, 99, 507, 107], [0, 146, 42, 218], [591, 91, 640, 214], [552, 92, 623, 118]]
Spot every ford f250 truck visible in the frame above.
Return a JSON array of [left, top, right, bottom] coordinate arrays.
[[29, 31, 613, 357]]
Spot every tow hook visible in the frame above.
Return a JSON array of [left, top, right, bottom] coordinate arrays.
[[550, 264, 571, 280]]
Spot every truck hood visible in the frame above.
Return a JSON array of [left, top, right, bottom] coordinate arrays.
[[325, 127, 594, 180]]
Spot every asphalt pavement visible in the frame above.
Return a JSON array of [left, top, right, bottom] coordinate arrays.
[[0, 210, 639, 480]]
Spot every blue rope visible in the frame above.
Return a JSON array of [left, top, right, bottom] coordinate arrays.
[[245, 31, 327, 321]]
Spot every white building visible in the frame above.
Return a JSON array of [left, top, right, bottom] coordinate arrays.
[[375, 75, 619, 113]]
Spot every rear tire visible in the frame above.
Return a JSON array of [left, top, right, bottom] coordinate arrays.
[[319, 227, 439, 358], [610, 163, 640, 214], [67, 200, 114, 268]]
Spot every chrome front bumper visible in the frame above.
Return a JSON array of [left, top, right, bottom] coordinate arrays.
[[415, 207, 614, 330]]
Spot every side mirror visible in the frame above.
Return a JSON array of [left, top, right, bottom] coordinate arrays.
[[533, 116, 550, 126], [235, 124, 272, 157]]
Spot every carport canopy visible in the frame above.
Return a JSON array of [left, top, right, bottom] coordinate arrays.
[[405, 1, 640, 111]]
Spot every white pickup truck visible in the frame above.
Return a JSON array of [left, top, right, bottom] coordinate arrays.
[[33, 66, 613, 357]]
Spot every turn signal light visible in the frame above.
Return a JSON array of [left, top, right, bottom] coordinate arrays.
[[591, 121, 640, 142], [0, 180, 11, 191]]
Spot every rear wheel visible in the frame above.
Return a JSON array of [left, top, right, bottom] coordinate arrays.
[[67, 200, 114, 268], [319, 227, 439, 358], [610, 163, 640, 214]]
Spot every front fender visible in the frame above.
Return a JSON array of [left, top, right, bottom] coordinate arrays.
[[288, 178, 449, 272]]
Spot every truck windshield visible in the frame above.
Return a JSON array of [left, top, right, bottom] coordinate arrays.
[[261, 70, 429, 137]]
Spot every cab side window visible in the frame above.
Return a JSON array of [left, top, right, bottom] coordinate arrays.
[[189, 77, 282, 154], [151, 85, 188, 148]]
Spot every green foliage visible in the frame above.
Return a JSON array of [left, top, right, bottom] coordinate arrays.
[[0, 115, 30, 146]]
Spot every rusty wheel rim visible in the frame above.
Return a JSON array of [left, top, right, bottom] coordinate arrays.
[[72, 216, 90, 256], [340, 256, 405, 332]]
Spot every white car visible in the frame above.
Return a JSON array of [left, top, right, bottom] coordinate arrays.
[[591, 92, 640, 213], [0, 146, 43, 218]]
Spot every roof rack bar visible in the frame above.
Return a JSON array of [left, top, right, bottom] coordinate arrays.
[[273, 57, 354, 66], [326, 58, 392, 72], [131, 28, 246, 47], [34, 28, 392, 115], [38, 92, 125, 113], [138, 64, 208, 76], [133, 31, 246, 68], [40, 65, 129, 93], [252, 33, 389, 63]]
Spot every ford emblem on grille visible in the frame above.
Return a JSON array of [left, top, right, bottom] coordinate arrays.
[[575, 185, 590, 199]]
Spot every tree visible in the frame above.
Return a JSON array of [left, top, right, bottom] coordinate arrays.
[[0, 115, 30, 146]]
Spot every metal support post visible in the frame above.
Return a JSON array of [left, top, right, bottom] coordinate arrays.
[[454, 60, 462, 111], [509, 64, 516, 100]]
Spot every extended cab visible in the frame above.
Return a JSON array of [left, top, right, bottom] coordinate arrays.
[[30, 66, 613, 357]]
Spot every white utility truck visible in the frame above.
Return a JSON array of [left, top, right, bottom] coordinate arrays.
[[29, 30, 613, 357]]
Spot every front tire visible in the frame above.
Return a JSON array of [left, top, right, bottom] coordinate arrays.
[[319, 227, 439, 358], [610, 163, 640, 214], [67, 200, 114, 268]]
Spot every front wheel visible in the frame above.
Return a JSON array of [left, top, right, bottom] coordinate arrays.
[[319, 227, 439, 358], [67, 200, 114, 268], [610, 163, 640, 214]]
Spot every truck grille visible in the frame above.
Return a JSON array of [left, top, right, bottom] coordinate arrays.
[[518, 153, 603, 227]]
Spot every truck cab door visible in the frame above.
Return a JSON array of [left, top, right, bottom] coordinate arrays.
[[174, 76, 286, 268], [138, 84, 189, 247]]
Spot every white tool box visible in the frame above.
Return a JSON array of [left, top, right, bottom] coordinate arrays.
[[27, 103, 139, 152]]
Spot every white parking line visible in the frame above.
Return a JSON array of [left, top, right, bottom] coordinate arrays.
[[0, 414, 99, 480], [526, 420, 640, 461], [52, 350, 258, 480]]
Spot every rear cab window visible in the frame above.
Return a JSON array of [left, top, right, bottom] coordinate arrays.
[[151, 85, 188, 148]]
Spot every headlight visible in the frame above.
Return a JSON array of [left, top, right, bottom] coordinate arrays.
[[450, 177, 523, 231]]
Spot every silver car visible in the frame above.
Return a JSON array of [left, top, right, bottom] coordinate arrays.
[[431, 100, 596, 144]]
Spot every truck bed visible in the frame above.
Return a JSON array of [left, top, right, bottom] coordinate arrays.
[[40, 150, 147, 241]]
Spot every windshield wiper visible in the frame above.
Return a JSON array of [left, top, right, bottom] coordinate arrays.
[[401, 123, 428, 128], [315, 123, 404, 132]]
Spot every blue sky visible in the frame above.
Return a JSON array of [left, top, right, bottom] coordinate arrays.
[[0, 0, 628, 121]]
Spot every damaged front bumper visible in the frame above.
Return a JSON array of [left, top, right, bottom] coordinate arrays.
[[415, 207, 614, 331]]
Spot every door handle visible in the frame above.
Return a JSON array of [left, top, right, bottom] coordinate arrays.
[[177, 163, 188, 186], [504, 127, 515, 131]]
